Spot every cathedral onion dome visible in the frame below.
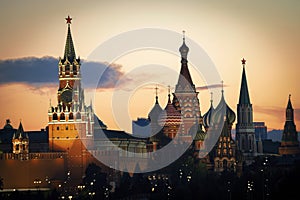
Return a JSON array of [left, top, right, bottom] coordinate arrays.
[[203, 99, 215, 129], [212, 91, 236, 125], [148, 96, 163, 123], [179, 31, 189, 60], [159, 93, 181, 127]]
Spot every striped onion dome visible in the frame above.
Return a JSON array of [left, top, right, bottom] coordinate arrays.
[[159, 94, 182, 127]]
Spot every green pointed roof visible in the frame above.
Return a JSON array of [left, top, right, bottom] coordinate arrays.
[[63, 17, 76, 62], [238, 65, 251, 104]]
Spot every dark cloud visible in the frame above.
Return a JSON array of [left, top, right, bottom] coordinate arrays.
[[196, 83, 228, 91], [0, 57, 125, 89], [0, 56, 58, 84]]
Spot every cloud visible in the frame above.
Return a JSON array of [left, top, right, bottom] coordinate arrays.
[[196, 83, 228, 91], [0, 56, 58, 85], [254, 105, 283, 117], [0, 57, 126, 89]]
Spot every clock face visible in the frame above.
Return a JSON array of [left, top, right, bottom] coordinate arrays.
[[61, 90, 72, 103]]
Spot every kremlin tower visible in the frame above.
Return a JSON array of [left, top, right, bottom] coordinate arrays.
[[47, 16, 95, 183], [236, 59, 257, 160], [279, 95, 300, 155]]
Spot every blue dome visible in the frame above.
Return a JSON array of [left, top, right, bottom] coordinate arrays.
[[203, 102, 214, 128], [211, 93, 236, 125]]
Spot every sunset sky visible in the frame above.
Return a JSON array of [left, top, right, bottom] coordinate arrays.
[[0, 0, 299, 133]]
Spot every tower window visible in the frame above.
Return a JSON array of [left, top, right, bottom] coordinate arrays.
[[69, 113, 74, 120], [60, 113, 65, 121], [57, 126, 60, 131], [16, 144, 19, 151], [53, 113, 58, 120], [66, 125, 69, 130]]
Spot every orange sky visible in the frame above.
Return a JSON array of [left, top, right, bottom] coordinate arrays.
[[0, 0, 299, 132]]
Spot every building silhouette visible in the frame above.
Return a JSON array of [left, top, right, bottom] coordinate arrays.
[[236, 59, 257, 161], [279, 95, 300, 155]]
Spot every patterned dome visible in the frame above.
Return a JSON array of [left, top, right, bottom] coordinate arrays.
[[159, 94, 181, 126], [211, 92, 236, 125]]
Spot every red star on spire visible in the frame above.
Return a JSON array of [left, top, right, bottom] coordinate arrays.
[[65, 15, 72, 24], [241, 58, 246, 65]]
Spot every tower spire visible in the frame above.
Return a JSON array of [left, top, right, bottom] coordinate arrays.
[[155, 85, 159, 104], [279, 94, 300, 155], [239, 58, 251, 104], [176, 30, 195, 92], [64, 15, 76, 62], [221, 80, 224, 95], [168, 85, 171, 103], [236, 58, 256, 158]]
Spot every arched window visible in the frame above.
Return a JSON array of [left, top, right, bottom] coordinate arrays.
[[60, 113, 65, 121], [65, 64, 70, 71], [69, 113, 74, 120], [53, 113, 58, 120], [76, 112, 81, 120]]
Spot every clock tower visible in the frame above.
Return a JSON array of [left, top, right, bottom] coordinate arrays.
[[47, 16, 94, 181]]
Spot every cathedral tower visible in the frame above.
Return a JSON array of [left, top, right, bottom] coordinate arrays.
[[236, 59, 257, 159], [279, 95, 300, 155], [174, 31, 201, 140]]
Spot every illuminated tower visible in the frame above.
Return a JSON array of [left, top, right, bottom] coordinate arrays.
[[279, 95, 300, 155], [236, 59, 257, 160], [47, 16, 94, 181], [12, 122, 29, 160], [174, 31, 201, 141]]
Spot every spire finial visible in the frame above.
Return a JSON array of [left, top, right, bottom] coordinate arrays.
[[210, 92, 213, 104], [289, 94, 291, 100], [66, 15, 72, 24], [155, 85, 159, 104], [168, 85, 171, 103], [182, 30, 186, 42], [221, 80, 224, 94], [241, 58, 246, 66]]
